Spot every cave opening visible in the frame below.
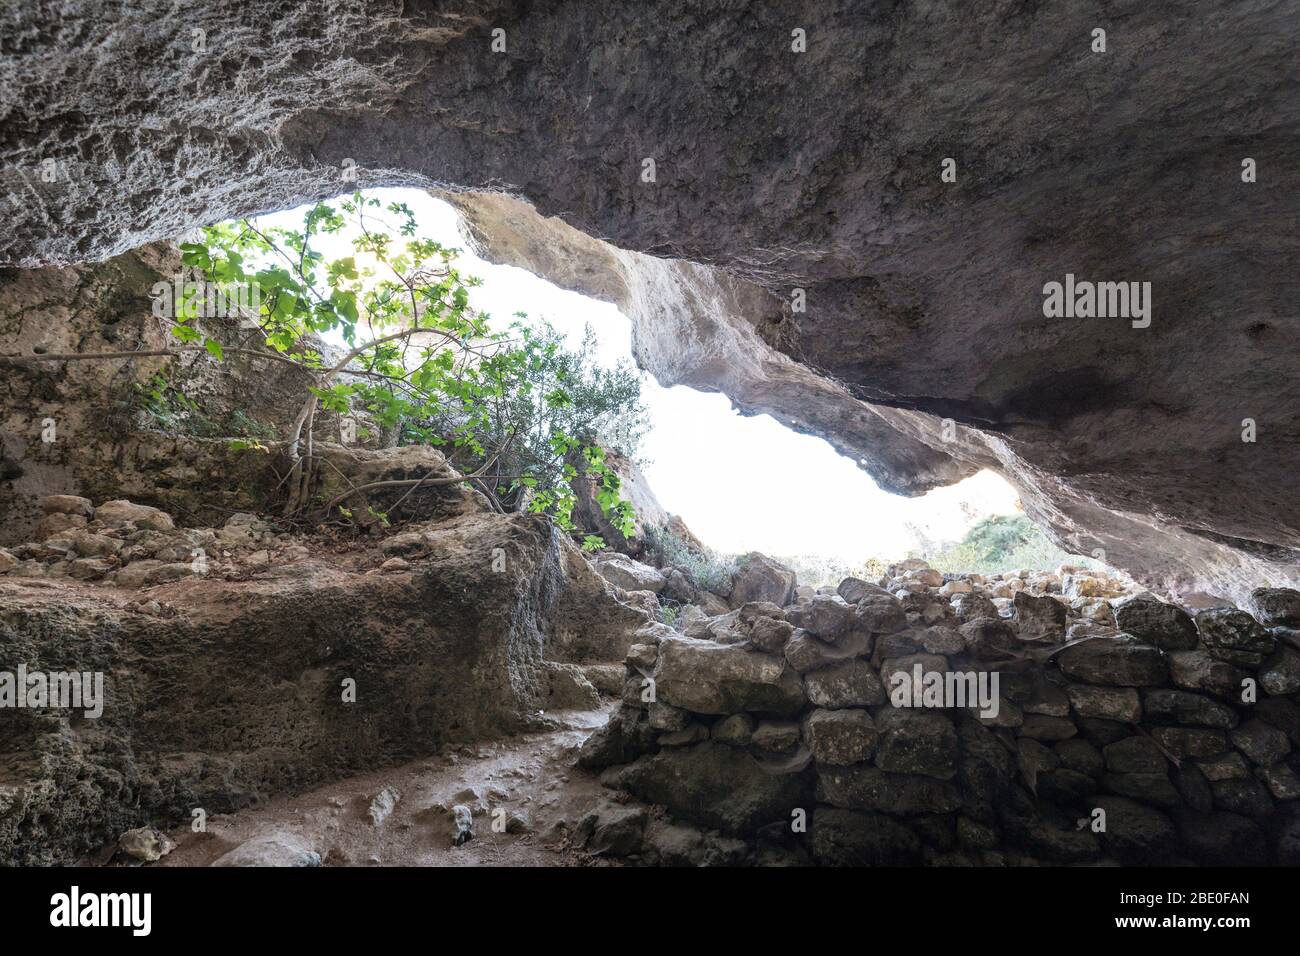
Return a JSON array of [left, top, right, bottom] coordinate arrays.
[[232, 186, 1093, 587]]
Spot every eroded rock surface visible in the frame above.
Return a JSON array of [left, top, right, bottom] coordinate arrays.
[[3, 2, 1296, 600], [0, 491, 647, 865]]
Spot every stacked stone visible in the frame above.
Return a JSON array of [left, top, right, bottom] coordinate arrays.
[[580, 561, 1300, 866], [0, 495, 306, 587]]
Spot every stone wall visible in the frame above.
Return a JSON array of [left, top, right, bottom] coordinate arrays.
[[580, 562, 1300, 865]]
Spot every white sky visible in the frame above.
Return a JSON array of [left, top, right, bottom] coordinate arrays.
[[251, 188, 1020, 561]]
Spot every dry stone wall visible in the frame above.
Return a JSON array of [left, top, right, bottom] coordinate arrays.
[[580, 562, 1300, 866]]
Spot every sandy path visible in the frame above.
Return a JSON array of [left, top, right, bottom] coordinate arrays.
[[131, 705, 619, 867]]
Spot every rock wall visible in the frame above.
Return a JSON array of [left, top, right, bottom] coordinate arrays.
[[580, 563, 1300, 866], [0, 489, 648, 865], [0, 244, 314, 543], [2, 2, 1296, 601]]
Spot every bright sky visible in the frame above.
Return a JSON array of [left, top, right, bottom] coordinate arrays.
[[250, 188, 1020, 561]]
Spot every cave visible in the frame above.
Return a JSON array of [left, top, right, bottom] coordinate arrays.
[[0, 0, 1297, 921]]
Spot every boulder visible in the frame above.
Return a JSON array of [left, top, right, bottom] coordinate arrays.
[[874, 708, 959, 780], [1012, 591, 1068, 643], [802, 708, 878, 765], [751, 720, 801, 753], [951, 591, 999, 622], [1247, 587, 1300, 628], [1260, 646, 1300, 695], [592, 553, 666, 593], [95, 499, 175, 531], [854, 598, 909, 635], [367, 786, 401, 825], [1103, 736, 1166, 774], [816, 765, 961, 814], [784, 629, 871, 673], [118, 826, 175, 862], [786, 594, 856, 641], [803, 659, 886, 709], [662, 568, 697, 604], [1229, 719, 1291, 766], [576, 803, 648, 857], [1141, 689, 1238, 728], [1167, 650, 1251, 700], [1194, 608, 1277, 666], [748, 615, 795, 653], [578, 706, 657, 769], [654, 636, 805, 716], [1148, 727, 1227, 759], [1113, 595, 1199, 651], [1091, 798, 1177, 863], [613, 741, 811, 835], [959, 618, 1020, 659], [727, 552, 796, 608], [212, 833, 321, 867], [1065, 685, 1142, 722], [711, 713, 755, 746], [1054, 634, 1168, 686], [34, 512, 89, 539], [837, 577, 890, 604], [811, 809, 921, 866], [37, 494, 94, 517]]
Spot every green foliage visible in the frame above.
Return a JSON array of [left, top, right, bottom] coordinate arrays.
[[130, 372, 275, 441], [179, 192, 641, 536], [919, 514, 1098, 575], [644, 525, 739, 594]]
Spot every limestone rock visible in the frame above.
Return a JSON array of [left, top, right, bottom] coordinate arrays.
[[1055, 635, 1168, 687], [1013, 591, 1068, 643], [1194, 608, 1277, 667], [1113, 595, 1199, 651], [816, 766, 961, 815], [783, 629, 871, 674], [1167, 650, 1251, 700], [95, 500, 175, 531], [613, 742, 811, 835], [1247, 587, 1300, 628], [1065, 685, 1142, 723], [212, 833, 321, 867], [811, 809, 921, 866], [874, 709, 959, 780], [654, 637, 804, 716], [802, 708, 878, 766], [118, 826, 175, 862], [1229, 720, 1291, 767], [38, 494, 94, 517], [592, 553, 666, 593], [727, 553, 796, 608], [803, 659, 886, 709], [1141, 689, 1238, 729], [786, 594, 856, 641]]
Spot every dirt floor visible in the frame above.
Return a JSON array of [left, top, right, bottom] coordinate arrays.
[[91, 705, 621, 867]]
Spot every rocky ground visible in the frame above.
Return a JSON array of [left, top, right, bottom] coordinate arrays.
[[104, 707, 618, 868]]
